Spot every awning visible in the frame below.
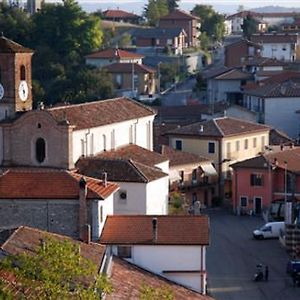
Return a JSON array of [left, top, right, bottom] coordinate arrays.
[[200, 163, 218, 177]]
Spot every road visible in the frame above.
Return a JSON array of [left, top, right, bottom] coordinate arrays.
[[160, 77, 196, 106], [206, 209, 299, 300]]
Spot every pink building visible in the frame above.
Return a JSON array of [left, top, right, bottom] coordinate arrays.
[[231, 146, 300, 215]]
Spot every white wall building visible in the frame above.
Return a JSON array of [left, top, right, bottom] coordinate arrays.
[[76, 152, 169, 215], [100, 215, 210, 294]]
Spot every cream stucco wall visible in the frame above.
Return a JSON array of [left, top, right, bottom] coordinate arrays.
[[72, 115, 154, 164]]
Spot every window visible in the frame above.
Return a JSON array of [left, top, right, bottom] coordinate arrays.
[[117, 246, 132, 258], [253, 137, 257, 148], [192, 193, 197, 204], [261, 136, 265, 149], [175, 140, 182, 151], [36, 138, 45, 163], [226, 142, 231, 158], [244, 139, 248, 150], [240, 197, 247, 207], [192, 169, 197, 183], [236, 140, 240, 151], [208, 142, 215, 154], [179, 170, 184, 183], [250, 174, 263, 186], [100, 206, 103, 223], [119, 190, 127, 202], [102, 134, 106, 151], [20, 65, 26, 80]]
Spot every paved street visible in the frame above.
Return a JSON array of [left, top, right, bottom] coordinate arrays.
[[206, 209, 299, 300], [161, 77, 196, 106]]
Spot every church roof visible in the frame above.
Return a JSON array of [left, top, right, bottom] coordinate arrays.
[[0, 36, 33, 53], [47, 97, 155, 130]]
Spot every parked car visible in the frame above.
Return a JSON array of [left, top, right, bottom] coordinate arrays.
[[253, 222, 285, 239], [287, 260, 300, 274]]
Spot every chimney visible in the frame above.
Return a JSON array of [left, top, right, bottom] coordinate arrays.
[[79, 177, 88, 242], [274, 158, 278, 166], [199, 125, 204, 133], [103, 172, 107, 187], [152, 217, 158, 242], [81, 224, 91, 244]]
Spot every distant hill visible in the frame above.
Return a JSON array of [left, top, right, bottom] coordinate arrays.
[[251, 6, 300, 13]]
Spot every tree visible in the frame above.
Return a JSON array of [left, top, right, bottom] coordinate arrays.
[[241, 15, 258, 38], [159, 62, 177, 89], [118, 33, 132, 48], [167, 0, 179, 11], [192, 4, 225, 43], [0, 2, 32, 46], [140, 284, 174, 299], [144, 0, 169, 26], [0, 238, 112, 299]]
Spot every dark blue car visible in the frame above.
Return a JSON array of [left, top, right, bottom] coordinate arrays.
[[287, 260, 300, 274]]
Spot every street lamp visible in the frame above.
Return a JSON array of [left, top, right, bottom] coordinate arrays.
[[284, 160, 289, 224]]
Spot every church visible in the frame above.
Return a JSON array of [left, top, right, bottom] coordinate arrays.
[[0, 36, 169, 239]]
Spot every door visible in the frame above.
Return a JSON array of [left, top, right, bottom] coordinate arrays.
[[254, 197, 262, 215]]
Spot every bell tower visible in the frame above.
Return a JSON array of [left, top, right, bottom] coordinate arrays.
[[0, 35, 33, 120]]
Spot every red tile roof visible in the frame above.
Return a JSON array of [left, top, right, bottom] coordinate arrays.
[[76, 158, 168, 183], [159, 145, 209, 167], [47, 97, 155, 130], [0, 168, 118, 200], [0, 36, 33, 53], [85, 48, 144, 59], [105, 62, 156, 74], [107, 257, 213, 300], [1, 226, 106, 269], [214, 69, 252, 80], [160, 9, 200, 20], [251, 33, 299, 44], [100, 215, 209, 245], [103, 9, 140, 19], [166, 117, 269, 138], [231, 146, 300, 173], [93, 144, 168, 167]]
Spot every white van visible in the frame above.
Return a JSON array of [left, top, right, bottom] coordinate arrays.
[[253, 222, 285, 239]]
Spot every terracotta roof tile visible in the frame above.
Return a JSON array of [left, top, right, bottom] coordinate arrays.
[[269, 128, 294, 145], [159, 145, 209, 167], [231, 147, 300, 173], [0, 168, 118, 200], [107, 257, 213, 300], [166, 117, 269, 138], [1, 226, 106, 269], [47, 97, 155, 130], [251, 33, 299, 44], [214, 69, 252, 80], [92, 144, 168, 167], [159, 9, 200, 20], [76, 158, 168, 183], [0, 36, 33, 53], [85, 48, 144, 59], [100, 215, 209, 245], [105, 62, 156, 74], [103, 9, 140, 19]]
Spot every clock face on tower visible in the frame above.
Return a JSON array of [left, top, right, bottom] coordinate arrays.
[[0, 84, 4, 100], [18, 81, 29, 102]]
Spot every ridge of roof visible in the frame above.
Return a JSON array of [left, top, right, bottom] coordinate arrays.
[[213, 118, 225, 136], [128, 159, 149, 182]]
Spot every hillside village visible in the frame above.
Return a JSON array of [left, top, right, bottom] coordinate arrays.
[[0, 0, 300, 299]]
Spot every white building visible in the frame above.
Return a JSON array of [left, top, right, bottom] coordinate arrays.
[[243, 74, 300, 138], [76, 144, 170, 215], [100, 215, 210, 295], [251, 33, 300, 62]]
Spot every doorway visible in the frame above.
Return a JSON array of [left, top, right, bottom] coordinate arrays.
[[254, 197, 262, 215]]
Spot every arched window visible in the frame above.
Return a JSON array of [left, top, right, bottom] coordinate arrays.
[[20, 65, 26, 81], [36, 138, 46, 163]]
